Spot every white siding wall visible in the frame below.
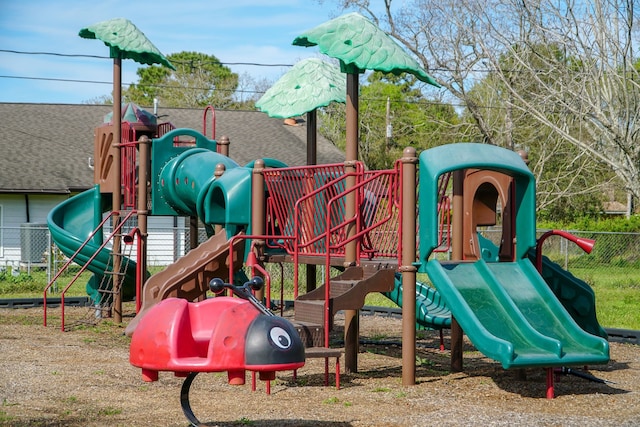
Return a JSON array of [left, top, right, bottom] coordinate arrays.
[[0, 195, 188, 267], [118, 216, 187, 267], [0, 194, 63, 267]]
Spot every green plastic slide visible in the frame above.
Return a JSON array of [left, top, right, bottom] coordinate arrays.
[[425, 258, 609, 369], [383, 273, 451, 330]]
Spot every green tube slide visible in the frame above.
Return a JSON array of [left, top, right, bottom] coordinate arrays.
[[47, 186, 137, 303], [154, 143, 286, 238]]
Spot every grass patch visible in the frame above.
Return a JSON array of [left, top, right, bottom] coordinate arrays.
[[1, 262, 639, 330], [0, 266, 91, 298], [572, 267, 640, 329], [0, 410, 15, 423], [97, 407, 122, 416]]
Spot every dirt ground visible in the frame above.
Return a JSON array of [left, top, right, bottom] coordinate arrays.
[[1, 305, 639, 427]]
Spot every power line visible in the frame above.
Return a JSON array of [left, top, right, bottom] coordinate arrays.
[[0, 49, 296, 68], [0, 74, 499, 110], [0, 49, 108, 59], [6, 47, 634, 78], [0, 74, 116, 86], [0, 49, 604, 112]]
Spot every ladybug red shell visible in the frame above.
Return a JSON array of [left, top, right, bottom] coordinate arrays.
[[129, 296, 305, 383]]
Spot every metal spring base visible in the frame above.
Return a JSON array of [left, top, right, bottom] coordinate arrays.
[[180, 372, 203, 427]]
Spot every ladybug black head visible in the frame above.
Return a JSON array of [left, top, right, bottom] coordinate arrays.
[[244, 315, 305, 367]]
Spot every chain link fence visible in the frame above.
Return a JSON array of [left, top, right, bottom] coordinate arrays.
[[1, 224, 638, 297], [478, 228, 640, 281]]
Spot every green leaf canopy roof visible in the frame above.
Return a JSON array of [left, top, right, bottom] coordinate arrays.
[[79, 18, 175, 70], [256, 58, 346, 118], [292, 12, 439, 87]]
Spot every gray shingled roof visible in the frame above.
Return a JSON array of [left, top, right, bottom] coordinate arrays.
[[0, 103, 345, 194]]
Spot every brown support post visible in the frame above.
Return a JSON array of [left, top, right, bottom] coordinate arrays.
[[214, 164, 226, 235], [217, 135, 230, 157], [306, 110, 317, 293], [112, 57, 123, 323], [305, 265, 317, 294], [306, 110, 317, 166], [450, 170, 465, 372], [343, 72, 359, 373], [189, 216, 199, 250], [401, 147, 418, 386], [251, 159, 266, 302], [136, 136, 150, 310]]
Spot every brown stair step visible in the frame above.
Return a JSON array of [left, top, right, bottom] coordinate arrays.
[[291, 320, 325, 347], [294, 300, 330, 328], [329, 279, 358, 295]]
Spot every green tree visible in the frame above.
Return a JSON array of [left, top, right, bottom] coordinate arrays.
[[123, 51, 238, 108], [335, 0, 640, 216]]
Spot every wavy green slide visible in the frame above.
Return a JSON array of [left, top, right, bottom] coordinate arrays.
[[532, 253, 608, 339], [426, 258, 609, 369], [47, 186, 137, 303], [478, 233, 606, 338], [383, 273, 451, 330]]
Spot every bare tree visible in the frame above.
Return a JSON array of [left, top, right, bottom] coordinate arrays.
[[332, 0, 640, 214]]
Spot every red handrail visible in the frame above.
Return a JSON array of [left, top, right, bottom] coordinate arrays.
[[44, 210, 138, 330], [226, 234, 294, 304], [203, 105, 216, 140]]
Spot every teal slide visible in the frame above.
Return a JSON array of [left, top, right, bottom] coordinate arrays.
[[47, 186, 137, 303], [383, 274, 451, 330], [478, 234, 606, 338], [425, 258, 609, 369], [531, 252, 607, 339]]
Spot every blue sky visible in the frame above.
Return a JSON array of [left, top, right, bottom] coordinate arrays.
[[0, 1, 346, 104]]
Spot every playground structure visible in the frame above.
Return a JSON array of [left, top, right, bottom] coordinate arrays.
[[44, 104, 609, 399]]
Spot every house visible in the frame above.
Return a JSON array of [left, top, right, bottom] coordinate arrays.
[[0, 102, 344, 267]]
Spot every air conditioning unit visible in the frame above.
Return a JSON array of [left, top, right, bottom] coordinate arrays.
[[20, 223, 48, 264]]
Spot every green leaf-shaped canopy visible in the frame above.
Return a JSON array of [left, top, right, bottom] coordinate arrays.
[[79, 18, 175, 70], [292, 12, 439, 87], [256, 58, 346, 118]]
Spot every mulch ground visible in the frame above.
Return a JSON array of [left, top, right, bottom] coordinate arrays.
[[1, 305, 639, 426]]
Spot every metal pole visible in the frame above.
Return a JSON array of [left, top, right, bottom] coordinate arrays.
[[344, 72, 359, 373], [450, 170, 465, 371], [136, 135, 150, 313], [112, 56, 123, 323], [401, 147, 418, 386]]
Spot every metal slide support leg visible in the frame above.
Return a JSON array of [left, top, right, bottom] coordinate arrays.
[[546, 368, 555, 399]]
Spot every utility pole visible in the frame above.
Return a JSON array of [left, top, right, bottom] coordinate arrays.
[[385, 97, 392, 151]]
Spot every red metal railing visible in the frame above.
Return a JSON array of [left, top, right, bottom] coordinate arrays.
[[156, 122, 176, 138], [43, 210, 139, 330], [263, 163, 400, 260], [120, 120, 178, 210], [121, 122, 137, 209], [263, 163, 346, 254], [264, 161, 400, 308], [203, 105, 216, 140]]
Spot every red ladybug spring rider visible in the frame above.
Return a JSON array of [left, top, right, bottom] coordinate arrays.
[[129, 276, 305, 425]]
